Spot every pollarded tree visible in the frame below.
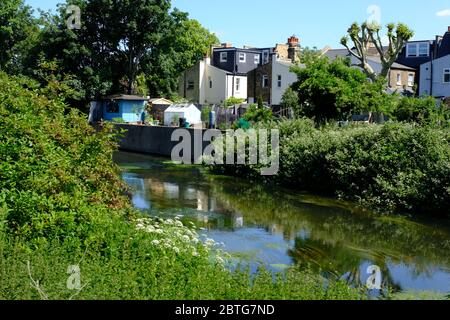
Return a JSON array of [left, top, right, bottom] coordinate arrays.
[[340, 22, 414, 81]]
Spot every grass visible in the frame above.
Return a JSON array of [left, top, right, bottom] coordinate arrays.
[[0, 215, 365, 300]]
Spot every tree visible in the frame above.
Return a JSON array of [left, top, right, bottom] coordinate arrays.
[[281, 87, 300, 118], [290, 57, 393, 123], [145, 9, 219, 97], [0, 0, 37, 73], [340, 22, 414, 81], [26, 0, 218, 107]]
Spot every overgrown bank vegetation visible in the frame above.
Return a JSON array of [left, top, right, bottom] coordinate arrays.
[[212, 119, 450, 216], [0, 73, 363, 299]]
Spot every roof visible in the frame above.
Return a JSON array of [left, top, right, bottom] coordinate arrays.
[[165, 103, 200, 112], [323, 48, 414, 71], [366, 56, 415, 71], [103, 94, 147, 101], [149, 98, 173, 104]]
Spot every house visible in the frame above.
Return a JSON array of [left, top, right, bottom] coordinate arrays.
[[163, 103, 201, 127], [323, 47, 416, 94], [395, 27, 450, 98], [90, 94, 148, 123], [247, 36, 302, 106], [178, 57, 247, 105], [418, 27, 450, 98], [177, 40, 298, 105]]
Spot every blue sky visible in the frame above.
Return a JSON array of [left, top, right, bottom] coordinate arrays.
[[26, 0, 450, 49]]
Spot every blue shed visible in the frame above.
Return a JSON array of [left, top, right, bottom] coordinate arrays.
[[99, 94, 148, 123]]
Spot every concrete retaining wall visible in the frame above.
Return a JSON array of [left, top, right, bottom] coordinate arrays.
[[115, 124, 221, 160]]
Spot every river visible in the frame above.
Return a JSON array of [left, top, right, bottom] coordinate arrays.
[[114, 151, 450, 296]]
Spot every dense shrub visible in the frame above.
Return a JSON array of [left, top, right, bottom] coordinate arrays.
[[212, 119, 450, 216]]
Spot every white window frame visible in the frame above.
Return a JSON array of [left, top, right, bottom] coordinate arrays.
[[396, 73, 402, 85], [235, 78, 241, 92], [220, 52, 228, 63], [254, 55, 260, 65], [418, 43, 429, 57], [277, 75, 282, 88], [444, 68, 450, 84], [208, 76, 212, 89], [239, 53, 246, 63], [262, 75, 269, 88], [406, 42, 429, 58], [408, 73, 414, 87]]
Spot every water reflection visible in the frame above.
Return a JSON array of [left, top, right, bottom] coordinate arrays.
[[115, 151, 450, 294]]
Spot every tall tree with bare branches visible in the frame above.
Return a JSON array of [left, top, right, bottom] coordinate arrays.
[[340, 22, 414, 81]]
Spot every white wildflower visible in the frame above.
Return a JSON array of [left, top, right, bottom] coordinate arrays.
[[151, 240, 160, 246]]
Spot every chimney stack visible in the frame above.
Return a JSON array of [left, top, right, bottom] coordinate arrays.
[[287, 35, 301, 63], [221, 43, 232, 48]]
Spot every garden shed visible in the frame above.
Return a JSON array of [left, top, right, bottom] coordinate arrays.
[[164, 103, 201, 126], [95, 94, 148, 123]]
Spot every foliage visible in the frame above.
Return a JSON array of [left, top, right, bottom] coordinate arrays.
[[0, 73, 363, 300], [281, 87, 300, 117], [341, 22, 414, 81], [243, 104, 274, 124], [16, 0, 218, 108], [201, 106, 212, 123], [112, 117, 125, 123], [223, 97, 245, 107], [0, 0, 38, 73], [393, 96, 450, 125], [211, 118, 450, 216], [290, 57, 394, 123]]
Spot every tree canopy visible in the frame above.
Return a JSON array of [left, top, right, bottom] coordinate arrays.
[[1, 0, 219, 110], [290, 57, 394, 122]]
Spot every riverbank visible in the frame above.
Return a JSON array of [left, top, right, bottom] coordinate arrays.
[[115, 151, 450, 296]]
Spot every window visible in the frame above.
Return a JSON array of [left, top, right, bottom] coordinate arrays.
[[220, 52, 227, 63], [277, 75, 282, 88], [106, 100, 119, 114], [408, 73, 414, 87], [209, 77, 212, 89], [418, 43, 429, 57], [236, 78, 241, 92], [239, 53, 246, 63], [263, 50, 269, 64], [254, 55, 260, 65], [406, 42, 429, 57], [396, 73, 402, 85], [262, 75, 269, 88], [444, 69, 450, 83], [187, 81, 195, 90]]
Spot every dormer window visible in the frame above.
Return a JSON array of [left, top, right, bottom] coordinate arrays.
[[220, 52, 228, 63], [406, 42, 429, 57]]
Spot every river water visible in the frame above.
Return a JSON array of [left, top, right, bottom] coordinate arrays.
[[115, 151, 450, 295]]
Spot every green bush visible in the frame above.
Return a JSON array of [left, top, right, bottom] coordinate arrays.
[[212, 119, 450, 216]]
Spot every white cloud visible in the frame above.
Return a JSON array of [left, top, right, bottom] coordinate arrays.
[[436, 9, 450, 17]]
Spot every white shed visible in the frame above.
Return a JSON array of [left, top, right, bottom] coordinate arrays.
[[164, 103, 201, 126]]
